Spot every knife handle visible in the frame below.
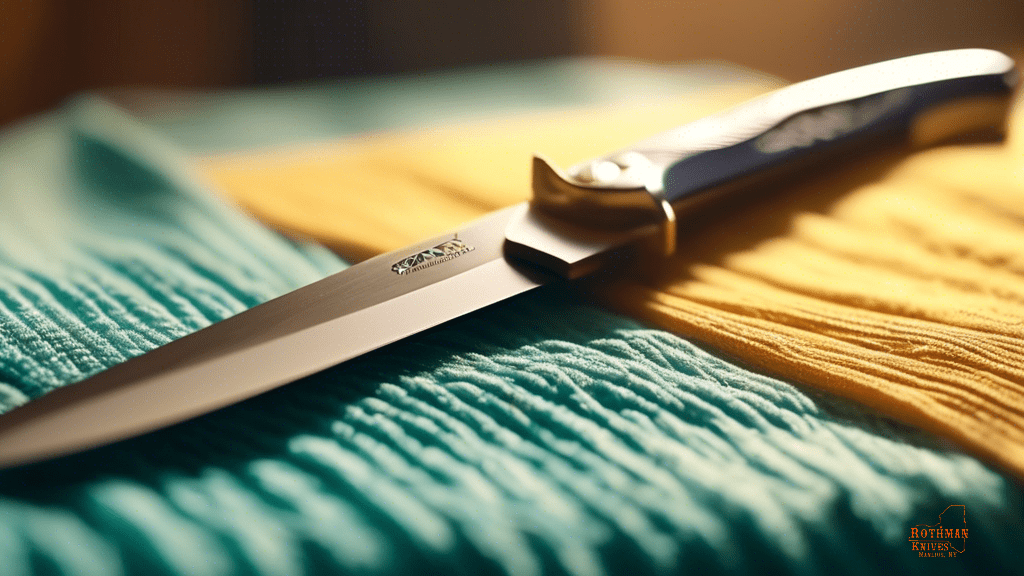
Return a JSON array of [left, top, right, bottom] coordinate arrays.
[[532, 49, 1017, 252]]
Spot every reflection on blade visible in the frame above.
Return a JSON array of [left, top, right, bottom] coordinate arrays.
[[0, 205, 546, 469]]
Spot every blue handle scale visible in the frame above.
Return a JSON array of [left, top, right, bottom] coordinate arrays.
[[663, 50, 1016, 206]]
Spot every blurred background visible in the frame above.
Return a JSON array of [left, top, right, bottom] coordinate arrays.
[[2, 0, 1022, 127]]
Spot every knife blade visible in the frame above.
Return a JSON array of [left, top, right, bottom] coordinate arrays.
[[0, 48, 1015, 469]]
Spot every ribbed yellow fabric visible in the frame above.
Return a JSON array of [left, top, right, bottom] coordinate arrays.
[[201, 83, 1024, 479]]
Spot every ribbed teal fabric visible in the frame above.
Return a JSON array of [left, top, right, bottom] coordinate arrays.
[[0, 99, 1021, 576]]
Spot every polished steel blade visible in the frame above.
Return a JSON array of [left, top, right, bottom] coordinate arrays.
[[0, 204, 553, 469]]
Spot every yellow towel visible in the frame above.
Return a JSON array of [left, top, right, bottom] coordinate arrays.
[[201, 81, 1024, 479]]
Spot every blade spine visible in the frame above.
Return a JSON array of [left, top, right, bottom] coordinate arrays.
[[10, 205, 527, 400]]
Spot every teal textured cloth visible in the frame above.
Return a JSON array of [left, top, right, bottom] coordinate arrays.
[[0, 98, 1022, 576]]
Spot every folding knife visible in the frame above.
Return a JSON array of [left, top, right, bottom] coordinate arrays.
[[0, 49, 1015, 469]]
